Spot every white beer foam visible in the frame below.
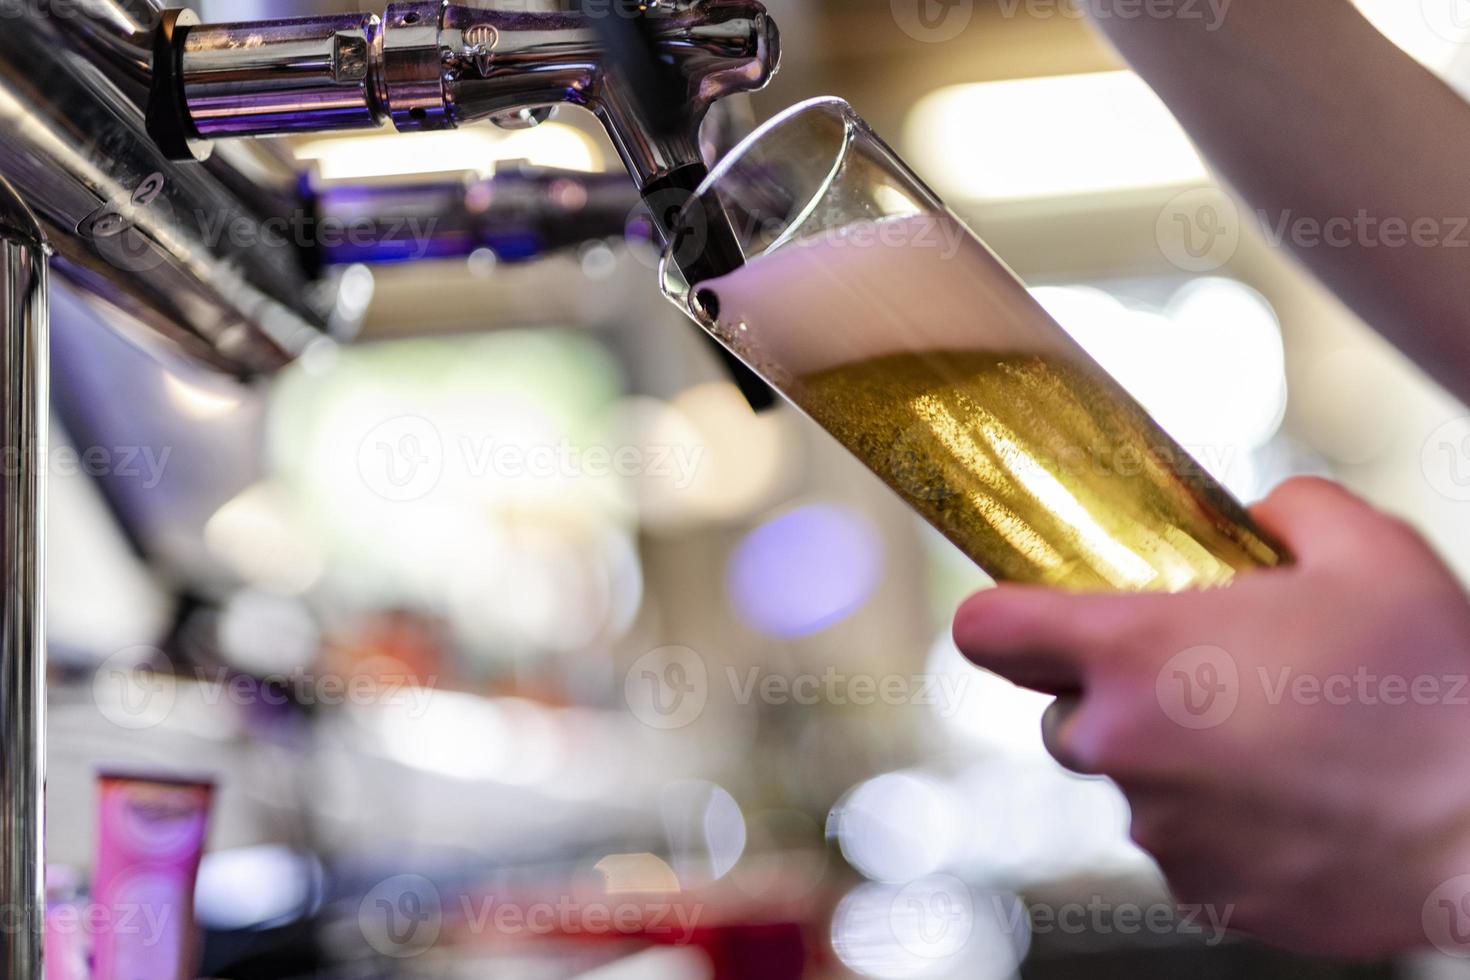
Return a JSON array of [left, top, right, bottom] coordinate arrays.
[[700, 212, 1081, 378]]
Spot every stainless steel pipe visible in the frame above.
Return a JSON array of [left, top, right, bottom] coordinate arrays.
[[311, 164, 644, 265], [0, 0, 330, 377], [0, 179, 48, 980], [181, 12, 385, 138]]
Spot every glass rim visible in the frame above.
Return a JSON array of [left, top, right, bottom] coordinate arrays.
[[694, 94, 859, 202], [659, 96, 861, 264]]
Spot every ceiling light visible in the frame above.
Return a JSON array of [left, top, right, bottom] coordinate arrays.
[[295, 122, 603, 181], [904, 71, 1207, 202]]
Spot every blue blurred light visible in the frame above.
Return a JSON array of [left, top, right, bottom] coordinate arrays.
[[195, 846, 323, 932], [727, 504, 883, 638]]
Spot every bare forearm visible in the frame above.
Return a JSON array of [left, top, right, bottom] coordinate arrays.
[[1090, 0, 1470, 402]]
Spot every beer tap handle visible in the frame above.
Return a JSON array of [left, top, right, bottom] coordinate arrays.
[[585, 1, 776, 410], [585, 0, 690, 141]]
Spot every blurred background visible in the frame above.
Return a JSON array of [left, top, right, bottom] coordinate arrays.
[[45, 0, 1470, 977]]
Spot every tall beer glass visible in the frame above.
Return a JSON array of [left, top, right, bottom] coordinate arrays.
[[661, 97, 1284, 591]]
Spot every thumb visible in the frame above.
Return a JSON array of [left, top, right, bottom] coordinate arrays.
[[952, 586, 1150, 695], [1247, 476, 1379, 566]]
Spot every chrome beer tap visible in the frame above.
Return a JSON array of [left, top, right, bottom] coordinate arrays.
[[152, 1, 780, 192], [150, 0, 781, 406]]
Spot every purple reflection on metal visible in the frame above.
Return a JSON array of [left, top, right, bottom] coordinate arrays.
[[309, 166, 644, 266], [727, 504, 884, 638]]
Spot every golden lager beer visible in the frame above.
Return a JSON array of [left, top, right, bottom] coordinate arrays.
[[793, 350, 1282, 590], [687, 210, 1285, 591]]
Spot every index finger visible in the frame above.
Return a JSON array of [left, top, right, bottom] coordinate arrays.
[[952, 585, 1152, 694]]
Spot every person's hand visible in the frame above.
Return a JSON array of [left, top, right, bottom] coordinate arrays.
[[952, 477, 1470, 958]]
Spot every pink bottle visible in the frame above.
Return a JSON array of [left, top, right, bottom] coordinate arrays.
[[90, 773, 213, 980]]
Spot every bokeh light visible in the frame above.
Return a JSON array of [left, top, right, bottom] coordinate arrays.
[[195, 846, 323, 932], [727, 503, 883, 638], [831, 878, 1029, 980], [830, 772, 962, 883], [662, 780, 748, 886]]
